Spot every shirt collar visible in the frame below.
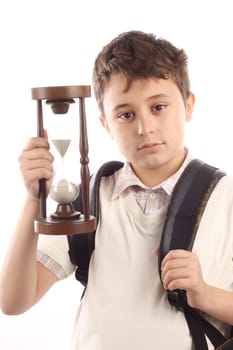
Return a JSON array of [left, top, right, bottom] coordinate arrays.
[[112, 149, 193, 200]]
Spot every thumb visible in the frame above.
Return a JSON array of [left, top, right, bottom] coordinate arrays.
[[43, 128, 49, 139], [154, 248, 159, 256]]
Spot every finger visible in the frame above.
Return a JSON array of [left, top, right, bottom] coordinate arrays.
[[21, 158, 54, 172], [19, 148, 54, 166], [161, 249, 191, 269], [154, 248, 159, 256], [24, 168, 54, 185], [165, 277, 192, 291], [161, 257, 188, 277], [43, 129, 48, 139], [162, 266, 190, 287], [22, 137, 51, 152]]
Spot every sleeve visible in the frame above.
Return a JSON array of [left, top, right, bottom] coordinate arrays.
[[37, 234, 75, 280]]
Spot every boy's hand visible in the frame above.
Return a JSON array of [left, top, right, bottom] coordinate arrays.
[[18, 135, 54, 201], [161, 249, 207, 309]]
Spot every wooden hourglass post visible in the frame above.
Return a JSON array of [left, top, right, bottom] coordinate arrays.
[[79, 97, 90, 220], [37, 99, 47, 218], [31, 86, 96, 235]]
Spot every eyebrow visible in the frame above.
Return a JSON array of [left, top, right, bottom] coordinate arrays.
[[148, 93, 170, 101], [112, 103, 131, 113], [112, 93, 171, 113]]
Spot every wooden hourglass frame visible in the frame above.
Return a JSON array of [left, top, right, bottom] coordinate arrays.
[[31, 85, 96, 235]]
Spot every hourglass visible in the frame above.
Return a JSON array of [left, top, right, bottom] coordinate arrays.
[[31, 85, 96, 235], [49, 138, 79, 218]]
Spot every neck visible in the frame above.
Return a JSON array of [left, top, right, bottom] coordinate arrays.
[[131, 150, 187, 187]]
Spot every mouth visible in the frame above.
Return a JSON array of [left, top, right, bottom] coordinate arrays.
[[137, 142, 163, 151]]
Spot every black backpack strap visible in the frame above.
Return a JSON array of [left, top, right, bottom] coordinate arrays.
[[158, 158, 227, 349], [158, 159, 225, 263], [183, 305, 228, 349], [67, 161, 124, 287]]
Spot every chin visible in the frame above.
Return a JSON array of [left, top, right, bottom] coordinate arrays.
[[137, 160, 163, 170]]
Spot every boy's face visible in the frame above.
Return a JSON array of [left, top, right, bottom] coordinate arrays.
[[100, 74, 194, 185]]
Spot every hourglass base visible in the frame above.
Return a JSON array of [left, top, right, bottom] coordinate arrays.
[[34, 214, 96, 235], [51, 203, 80, 220]]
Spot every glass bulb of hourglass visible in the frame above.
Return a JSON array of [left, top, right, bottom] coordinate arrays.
[[49, 139, 79, 204]]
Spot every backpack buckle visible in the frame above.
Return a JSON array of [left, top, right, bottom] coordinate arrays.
[[75, 267, 88, 287], [167, 290, 187, 311]]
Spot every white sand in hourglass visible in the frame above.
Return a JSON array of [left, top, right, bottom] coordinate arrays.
[[52, 139, 71, 157], [50, 139, 79, 204]]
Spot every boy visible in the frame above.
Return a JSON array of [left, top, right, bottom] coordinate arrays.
[[1, 30, 233, 349]]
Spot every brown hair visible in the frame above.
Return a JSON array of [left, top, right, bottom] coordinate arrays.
[[92, 30, 191, 115]]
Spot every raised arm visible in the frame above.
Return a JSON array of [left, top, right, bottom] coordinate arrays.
[[0, 135, 56, 315]]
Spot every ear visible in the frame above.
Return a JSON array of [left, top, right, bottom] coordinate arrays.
[[99, 115, 112, 136], [185, 92, 195, 122]]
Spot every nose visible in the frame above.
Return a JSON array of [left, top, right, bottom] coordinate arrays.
[[136, 115, 155, 135]]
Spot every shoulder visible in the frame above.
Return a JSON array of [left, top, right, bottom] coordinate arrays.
[[212, 174, 233, 200], [98, 162, 128, 202], [99, 169, 119, 197], [204, 174, 233, 218], [37, 235, 75, 277]]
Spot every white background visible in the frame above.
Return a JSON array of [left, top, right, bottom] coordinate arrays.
[[1, 0, 233, 349]]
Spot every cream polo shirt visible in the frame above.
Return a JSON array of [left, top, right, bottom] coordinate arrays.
[[37, 152, 191, 279], [113, 150, 191, 213], [37, 149, 192, 280], [37, 155, 233, 350]]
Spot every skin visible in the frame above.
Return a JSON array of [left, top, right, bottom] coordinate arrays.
[[100, 75, 194, 187], [100, 74, 233, 325], [0, 134, 57, 314], [1, 74, 233, 327], [161, 250, 233, 325]]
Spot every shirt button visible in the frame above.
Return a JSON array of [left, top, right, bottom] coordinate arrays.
[[149, 192, 156, 199]]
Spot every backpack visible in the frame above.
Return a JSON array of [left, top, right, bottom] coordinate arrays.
[[67, 158, 233, 350]]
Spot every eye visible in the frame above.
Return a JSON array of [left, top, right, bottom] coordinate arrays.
[[117, 111, 134, 121], [152, 104, 166, 112]]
